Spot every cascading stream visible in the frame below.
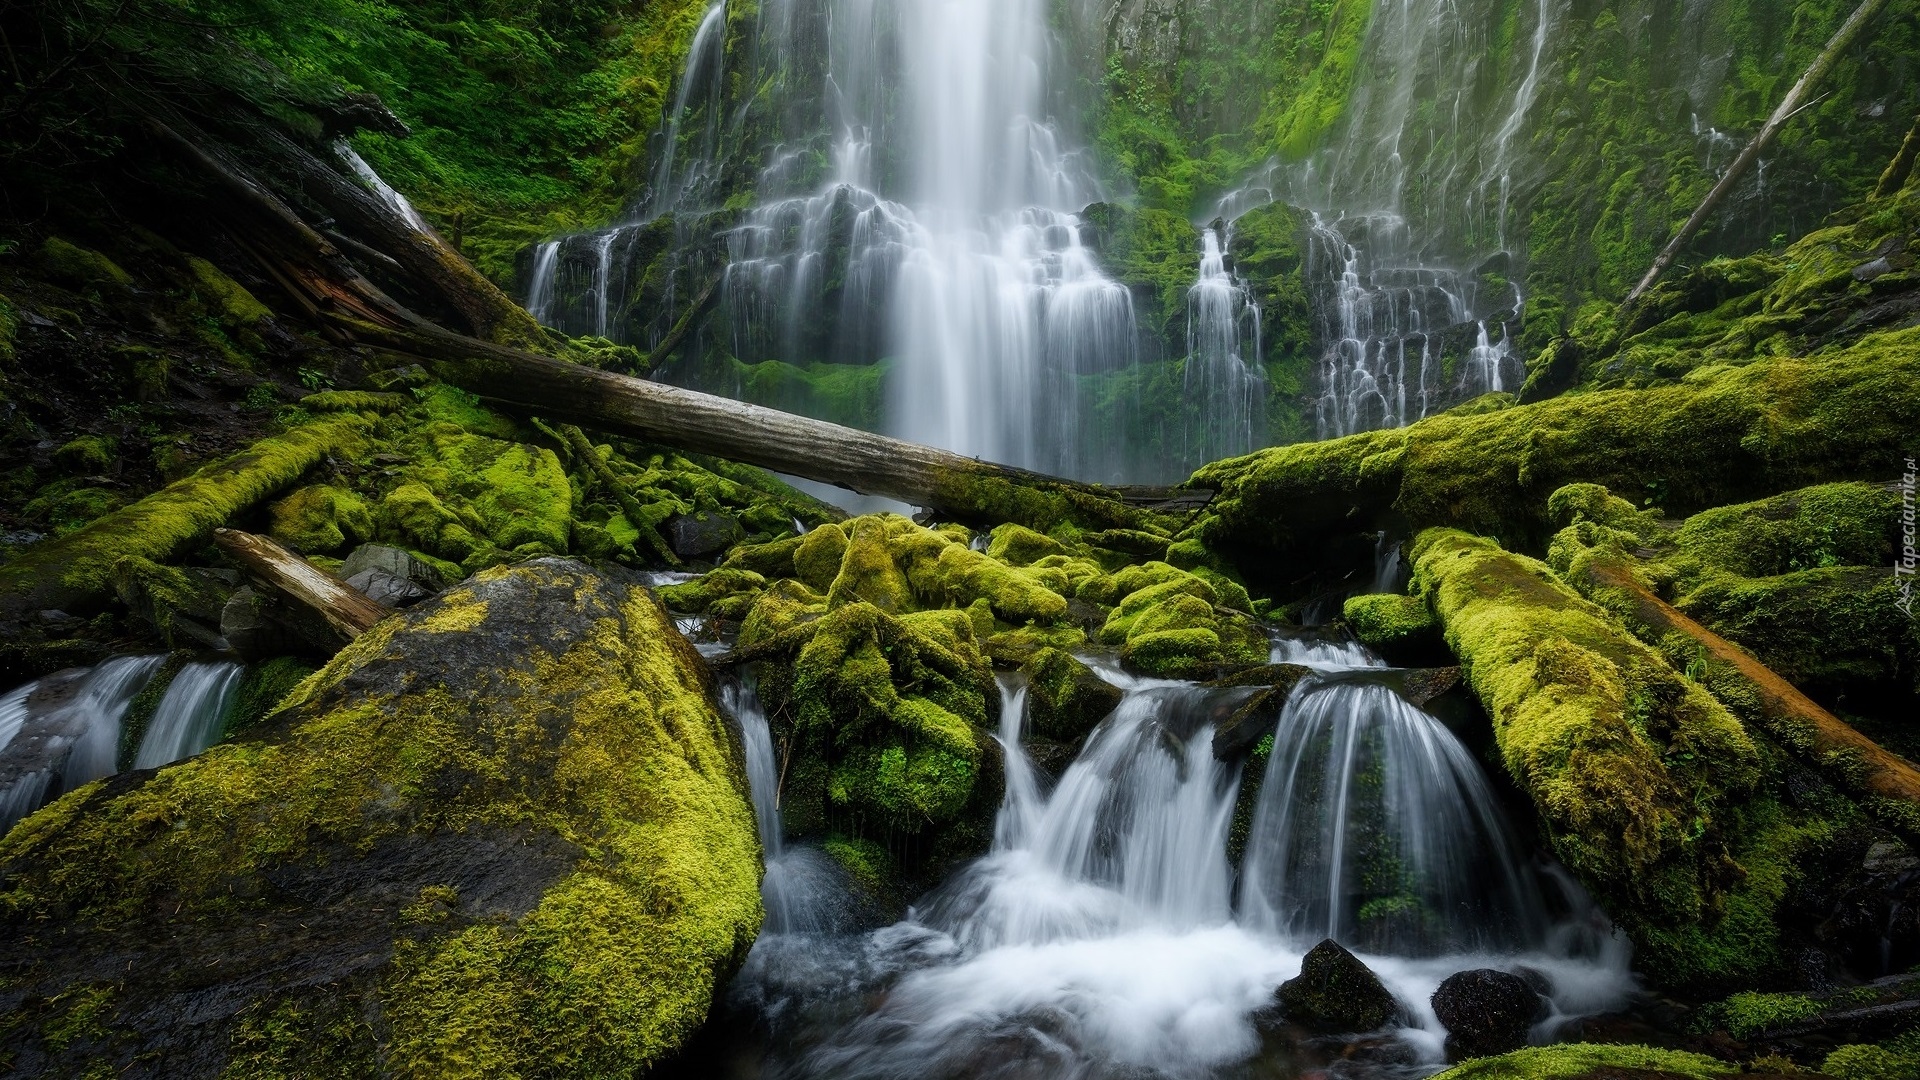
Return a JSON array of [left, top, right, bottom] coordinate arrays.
[[1182, 227, 1266, 465], [0, 655, 165, 833], [132, 661, 243, 771], [729, 641, 1634, 1078]]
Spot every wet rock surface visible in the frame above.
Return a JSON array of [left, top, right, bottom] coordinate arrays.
[[1433, 967, 1543, 1058], [1276, 938, 1399, 1033]]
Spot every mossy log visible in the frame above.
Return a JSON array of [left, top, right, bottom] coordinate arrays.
[[0, 559, 760, 1078], [1191, 330, 1920, 579], [0, 415, 372, 621], [1409, 528, 1760, 928], [355, 319, 1187, 535], [213, 528, 391, 646], [1571, 554, 1920, 837]]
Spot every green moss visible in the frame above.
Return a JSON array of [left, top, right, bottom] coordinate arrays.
[[184, 256, 272, 327], [0, 291, 17, 365], [0, 415, 372, 618], [1409, 528, 1759, 930], [1824, 1031, 1920, 1080], [0, 561, 760, 1075], [1342, 593, 1435, 651], [1022, 647, 1122, 742], [1706, 990, 1825, 1039], [658, 568, 766, 615], [822, 834, 894, 895], [40, 238, 132, 293], [1195, 328, 1920, 575], [224, 658, 321, 740], [1430, 1043, 1738, 1080], [52, 437, 116, 475], [985, 524, 1067, 567], [298, 391, 408, 415], [269, 485, 374, 556], [110, 557, 228, 649], [1096, 564, 1266, 678], [22, 480, 124, 536], [1268, 0, 1374, 158]]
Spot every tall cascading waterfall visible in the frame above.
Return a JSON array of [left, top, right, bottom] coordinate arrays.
[[1219, 0, 1559, 439], [730, 644, 1633, 1077], [1182, 227, 1266, 464], [525, 0, 1140, 480]]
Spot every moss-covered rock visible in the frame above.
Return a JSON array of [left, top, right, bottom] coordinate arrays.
[[1274, 938, 1398, 1033], [51, 436, 115, 475], [268, 484, 375, 556], [1021, 647, 1122, 742], [39, 237, 133, 294], [0, 415, 373, 620], [0, 559, 760, 1078], [110, 557, 230, 650], [1342, 593, 1436, 652]]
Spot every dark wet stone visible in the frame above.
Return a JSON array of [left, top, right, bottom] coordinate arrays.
[[1432, 967, 1541, 1059], [667, 511, 744, 559], [1276, 939, 1398, 1033]]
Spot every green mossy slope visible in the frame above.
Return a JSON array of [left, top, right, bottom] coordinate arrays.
[[0, 559, 759, 1078]]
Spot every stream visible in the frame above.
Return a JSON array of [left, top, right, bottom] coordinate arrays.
[[688, 633, 1634, 1079]]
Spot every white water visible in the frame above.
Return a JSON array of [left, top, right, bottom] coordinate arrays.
[[733, 650, 1633, 1077], [132, 661, 242, 770], [0, 656, 164, 834], [338, 145, 432, 234], [1183, 227, 1266, 465], [725, 679, 852, 935]]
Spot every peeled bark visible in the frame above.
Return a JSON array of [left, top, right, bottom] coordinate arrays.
[[1625, 0, 1891, 306], [214, 528, 390, 644], [1576, 556, 1920, 833]]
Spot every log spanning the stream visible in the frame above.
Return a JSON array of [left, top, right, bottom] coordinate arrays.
[[146, 111, 1197, 535], [348, 320, 1191, 535]]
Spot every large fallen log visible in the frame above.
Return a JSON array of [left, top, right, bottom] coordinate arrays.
[[145, 117, 1185, 537], [1572, 556, 1920, 837], [342, 318, 1186, 535]]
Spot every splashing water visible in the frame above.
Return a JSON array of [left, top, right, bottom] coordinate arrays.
[[727, 649, 1633, 1078], [1183, 227, 1266, 467]]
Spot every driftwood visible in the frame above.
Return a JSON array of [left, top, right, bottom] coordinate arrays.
[[1625, 0, 1892, 305], [214, 529, 390, 643], [1576, 557, 1920, 826]]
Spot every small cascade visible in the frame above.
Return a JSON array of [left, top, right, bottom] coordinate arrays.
[[132, 661, 243, 770], [0, 656, 163, 834], [732, 649, 1632, 1077], [724, 680, 846, 935], [1239, 680, 1547, 955], [1372, 531, 1407, 594], [1182, 226, 1266, 466], [643, 0, 730, 219], [1306, 212, 1517, 439]]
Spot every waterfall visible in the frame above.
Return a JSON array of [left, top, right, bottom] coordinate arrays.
[[1183, 227, 1266, 466], [1238, 680, 1548, 955], [132, 661, 243, 770], [338, 144, 432, 234], [732, 644, 1633, 1076], [724, 679, 845, 934], [644, 0, 730, 219], [0, 656, 164, 834]]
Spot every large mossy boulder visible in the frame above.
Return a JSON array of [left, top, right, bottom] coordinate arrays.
[[1274, 938, 1399, 1033], [0, 558, 761, 1078]]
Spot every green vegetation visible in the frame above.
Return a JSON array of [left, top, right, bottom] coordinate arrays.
[[1430, 1043, 1738, 1080]]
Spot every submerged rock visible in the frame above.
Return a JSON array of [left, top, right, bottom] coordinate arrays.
[[1275, 938, 1399, 1033], [1432, 968, 1542, 1059], [0, 558, 760, 1078]]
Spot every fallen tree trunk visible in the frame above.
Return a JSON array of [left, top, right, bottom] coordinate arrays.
[[214, 529, 390, 643], [348, 319, 1186, 535], [1874, 109, 1920, 198], [1575, 556, 1920, 836], [1625, 0, 1891, 306]]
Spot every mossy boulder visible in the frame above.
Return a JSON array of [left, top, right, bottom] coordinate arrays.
[[39, 237, 133, 294], [110, 556, 232, 650], [1021, 647, 1122, 742], [1342, 592, 1437, 654], [269, 484, 375, 556], [0, 559, 760, 1078], [51, 436, 115, 475], [1095, 563, 1267, 679], [1274, 938, 1398, 1033]]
